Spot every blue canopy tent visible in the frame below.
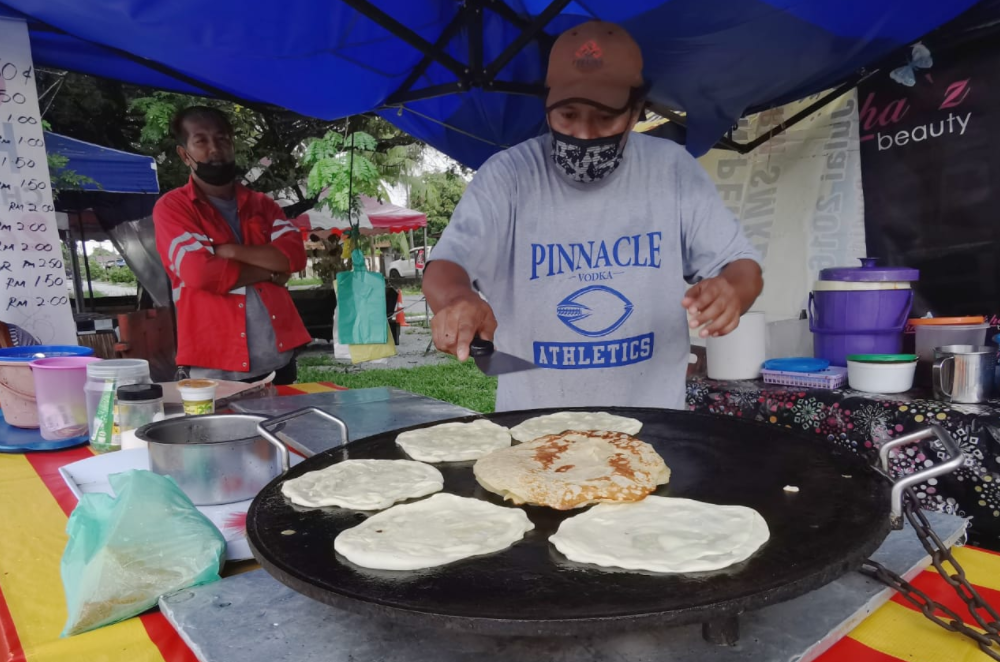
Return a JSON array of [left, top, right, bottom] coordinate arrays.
[[46, 132, 159, 195], [46, 131, 166, 310], [0, 0, 986, 167]]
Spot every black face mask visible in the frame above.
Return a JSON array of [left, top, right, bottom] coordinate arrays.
[[191, 159, 237, 186], [550, 130, 626, 183]]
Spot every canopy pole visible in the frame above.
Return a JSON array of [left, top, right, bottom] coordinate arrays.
[[67, 234, 85, 314], [423, 224, 429, 326], [77, 211, 94, 306], [482, 0, 572, 81]]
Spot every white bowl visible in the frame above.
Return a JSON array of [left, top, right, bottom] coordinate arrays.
[[847, 360, 917, 394]]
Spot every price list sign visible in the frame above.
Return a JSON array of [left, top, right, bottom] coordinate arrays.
[[0, 17, 75, 344]]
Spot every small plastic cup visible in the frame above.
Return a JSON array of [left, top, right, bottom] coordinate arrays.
[[177, 379, 218, 416], [29, 357, 101, 440]]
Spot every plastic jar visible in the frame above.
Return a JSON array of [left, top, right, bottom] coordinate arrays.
[[177, 379, 218, 415], [85, 359, 151, 453], [117, 383, 164, 437]]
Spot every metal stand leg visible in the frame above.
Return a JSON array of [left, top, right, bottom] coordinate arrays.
[[702, 616, 740, 646]]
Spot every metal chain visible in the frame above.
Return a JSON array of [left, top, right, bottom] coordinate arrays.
[[861, 487, 1000, 659]]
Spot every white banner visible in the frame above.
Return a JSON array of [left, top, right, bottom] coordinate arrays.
[[697, 90, 867, 320], [0, 17, 75, 344]]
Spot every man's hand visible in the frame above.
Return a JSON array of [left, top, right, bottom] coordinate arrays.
[[215, 244, 238, 260], [431, 292, 498, 362], [682, 259, 763, 338], [682, 277, 742, 338], [271, 272, 291, 286]]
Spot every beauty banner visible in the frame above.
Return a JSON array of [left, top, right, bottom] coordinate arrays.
[[860, 38, 1000, 321]]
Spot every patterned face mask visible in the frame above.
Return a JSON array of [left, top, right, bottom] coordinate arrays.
[[550, 130, 626, 183]]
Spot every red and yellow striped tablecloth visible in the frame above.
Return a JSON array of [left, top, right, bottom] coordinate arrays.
[[1, 381, 998, 662]]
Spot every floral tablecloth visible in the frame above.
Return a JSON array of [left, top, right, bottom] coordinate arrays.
[[686, 379, 1000, 549]]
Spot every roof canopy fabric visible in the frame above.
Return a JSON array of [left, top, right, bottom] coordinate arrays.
[[1, 1, 981, 167], [297, 196, 427, 236], [45, 131, 159, 194]]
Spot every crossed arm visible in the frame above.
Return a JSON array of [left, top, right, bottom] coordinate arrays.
[[216, 244, 291, 287]]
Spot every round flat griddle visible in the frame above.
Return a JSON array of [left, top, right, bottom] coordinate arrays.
[[247, 408, 892, 636]]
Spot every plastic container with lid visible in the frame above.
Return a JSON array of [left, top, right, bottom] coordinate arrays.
[[117, 383, 164, 436], [809, 258, 919, 366], [0, 345, 94, 428], [908, 317, 990, 387], [85, 359, 151, 453], [846, 353, 918, 394], [177, 379, 218, 415]]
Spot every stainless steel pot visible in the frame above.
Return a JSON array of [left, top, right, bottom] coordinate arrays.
[[136, 408, 348, 505]]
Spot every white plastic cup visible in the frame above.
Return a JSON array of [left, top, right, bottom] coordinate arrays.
[[177, 379, 218, 415], [29, 357, 101, 441], [706, 312, 766, 381]]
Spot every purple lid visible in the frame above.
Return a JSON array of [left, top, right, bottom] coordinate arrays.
[[818, 258, 919, 282]]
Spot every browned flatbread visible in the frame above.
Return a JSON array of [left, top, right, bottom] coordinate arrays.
[[472, 430, 670, 510]]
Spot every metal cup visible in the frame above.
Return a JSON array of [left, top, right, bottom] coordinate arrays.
[[932, 345, 997, 404]]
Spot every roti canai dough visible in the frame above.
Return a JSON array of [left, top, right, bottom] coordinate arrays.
[[550, 496, 770, 573], [509, 411, 642, 442], [396, 419, 512, 462], [473, 430, 670, 510], [281, 459, 443, 510], [334, 493, 535, 570]]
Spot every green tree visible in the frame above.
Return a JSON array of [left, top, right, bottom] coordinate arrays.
[[410, 169, 469, 239], [302, 130, 386, 221], [126, 92, 423, 214], [38, 71, 425, 215]]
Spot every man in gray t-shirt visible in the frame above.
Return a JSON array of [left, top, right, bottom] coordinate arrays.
[[425, 21, 763, 412]]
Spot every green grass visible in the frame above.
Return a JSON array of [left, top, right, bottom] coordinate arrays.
[[289, 277, 323, 287], [297, 356, 497, 413], [401, 286, 422, 296]]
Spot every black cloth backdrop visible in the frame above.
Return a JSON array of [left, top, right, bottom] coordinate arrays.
[[860, 37, 1000, 326]]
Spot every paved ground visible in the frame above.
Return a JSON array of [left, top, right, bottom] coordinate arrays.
[[70, 280, 138, 297]]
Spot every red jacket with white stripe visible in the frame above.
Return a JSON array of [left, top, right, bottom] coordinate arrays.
[[153, 177, 312, 372]]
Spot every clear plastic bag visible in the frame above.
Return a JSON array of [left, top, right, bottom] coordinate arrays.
[[60, 469, 226, 637]]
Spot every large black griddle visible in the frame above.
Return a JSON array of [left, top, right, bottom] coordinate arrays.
[[247, 407, 894, 638]]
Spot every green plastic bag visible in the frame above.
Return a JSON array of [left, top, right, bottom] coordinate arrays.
[[60, 470, 226, 637], [336, 248, 388, 345]]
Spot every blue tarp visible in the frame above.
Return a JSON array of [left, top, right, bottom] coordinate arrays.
[[0, 1, 981, 167], [45, 132, 159, 194]]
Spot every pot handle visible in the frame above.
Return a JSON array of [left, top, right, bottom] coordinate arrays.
[[878, 424, 963, 529], [256, 407, 350, 473]]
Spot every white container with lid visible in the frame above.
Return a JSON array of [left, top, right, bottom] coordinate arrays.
[[85, 359, 151, 452]]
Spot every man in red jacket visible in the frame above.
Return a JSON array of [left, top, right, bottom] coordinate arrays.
[[154, 106, 312, 384]]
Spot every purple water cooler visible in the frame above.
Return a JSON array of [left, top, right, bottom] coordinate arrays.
[[810, 259, 919, 366]]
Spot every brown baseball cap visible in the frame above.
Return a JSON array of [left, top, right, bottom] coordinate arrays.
[[545, 21, 644, 112]]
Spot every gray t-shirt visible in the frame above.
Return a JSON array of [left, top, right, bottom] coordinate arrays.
[[189, 196, 293, 381], [431, 133, 760, 412]]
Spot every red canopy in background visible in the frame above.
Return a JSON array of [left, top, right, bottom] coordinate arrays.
[[293, 195, 427, 238], [363, 196, 426, 234]]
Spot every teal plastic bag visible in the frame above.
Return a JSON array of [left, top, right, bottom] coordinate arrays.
[[60, 470, 226, 637], [336, 248, 388, 345]]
